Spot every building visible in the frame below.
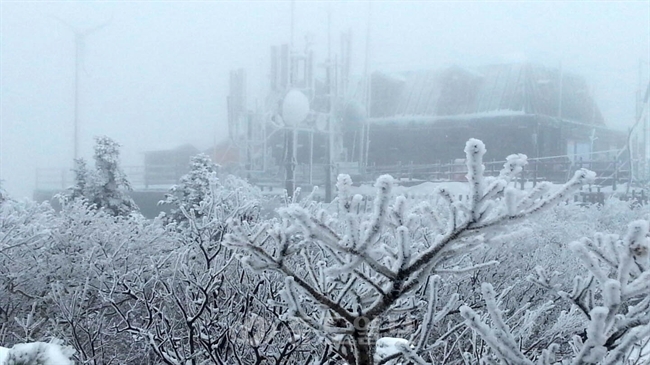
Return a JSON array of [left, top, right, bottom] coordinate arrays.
[[143, 144, 199, 188], [365, 63, 625, 168]]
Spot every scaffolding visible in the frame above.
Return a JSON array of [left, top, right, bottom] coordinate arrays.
[[227, 27, 355, 198]]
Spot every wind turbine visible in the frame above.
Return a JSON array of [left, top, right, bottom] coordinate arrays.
[[51, 15, 113, 161]]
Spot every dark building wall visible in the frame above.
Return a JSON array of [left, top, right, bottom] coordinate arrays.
[[144, 145, 199, 186], [366, 113, 626, 168], [367, 117, 540, 165]]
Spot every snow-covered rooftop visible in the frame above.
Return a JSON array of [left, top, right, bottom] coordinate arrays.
[[368, 63, 606, 127], [370, 109, 526, 125]]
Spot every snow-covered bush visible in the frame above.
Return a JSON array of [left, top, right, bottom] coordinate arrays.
[[411, 188, 650, 363], [1, 155, 319, 364], [0, 195, 160, 363], [0, 199, 56, 344], [105, 167, 318, 364], [160, 154, 263, 227], [224, 139, 596, 365], [45, 199, 166, 364], [4, 137, 649, 365], [160, 153, 220, 224], [461, 217, 650, 364]]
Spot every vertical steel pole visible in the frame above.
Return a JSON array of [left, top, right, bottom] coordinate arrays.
[[74, 35, 80, 160]]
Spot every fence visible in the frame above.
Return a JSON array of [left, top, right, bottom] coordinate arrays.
[[364, 156, 630, 188], [574, 187, 648, 206], [33, 153, 637, 199], [35, 164, 648, 209], [36, 165, 148, 191]]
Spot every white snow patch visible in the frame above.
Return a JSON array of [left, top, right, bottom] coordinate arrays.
[[350, 180, 470, 199], [370, 109, 526, 125], [0, 347, 8, 365], [0, 342, 75, 365], [374, 337, 411, 360]]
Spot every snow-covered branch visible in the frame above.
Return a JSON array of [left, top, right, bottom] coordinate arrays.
[[467, 218, 650, 364], [224, 139, 596, 365]]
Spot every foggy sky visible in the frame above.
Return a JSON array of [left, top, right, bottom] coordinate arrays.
[[1, 1, 649, 199]]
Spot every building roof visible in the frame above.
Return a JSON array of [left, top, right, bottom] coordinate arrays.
[[144, 144, 200, 160], [369, 63, 606, 127], [204, 140, 240, 166]]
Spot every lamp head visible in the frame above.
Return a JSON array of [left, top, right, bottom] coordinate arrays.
[[282, 89, 310, 126]]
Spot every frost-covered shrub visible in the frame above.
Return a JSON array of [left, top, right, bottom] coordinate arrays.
[[4, 137, 648, 365], [429, 195, 650, 362], [0, 195, 162, 364], [2, 155, 316, 364], [461, 217, 650, 364], [225, 139, 596, 365], [160, 153, 219, 224], [44, 199, 168, 364], [594, 196, 650, 232], [160, 154, 262, 228], [0, 199, 55, 344], [105, 170, 318, 364]]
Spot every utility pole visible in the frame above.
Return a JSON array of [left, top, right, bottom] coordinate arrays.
[[557, 61, 563, 121], [362, 2, 372, 172], [52, 15, 112, 161], [325, 4, 334, 202], [285, 0, 297, 197]]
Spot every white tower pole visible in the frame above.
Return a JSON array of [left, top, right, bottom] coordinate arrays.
[[52, 15, 112, 161]]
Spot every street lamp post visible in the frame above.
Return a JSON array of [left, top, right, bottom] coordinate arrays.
[[282, 89, 310, 196]]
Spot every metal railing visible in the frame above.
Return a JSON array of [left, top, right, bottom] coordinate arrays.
[[34, 151, 638, 193], [364, 155, 632, 187], [35, 165, 173, 191]]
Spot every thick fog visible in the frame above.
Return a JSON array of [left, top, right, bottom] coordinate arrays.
[[1, 1, 648, 198]]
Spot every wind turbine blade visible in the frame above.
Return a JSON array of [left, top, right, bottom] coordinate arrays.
[[50, 14, 80, 34], [82, 13, 114, 37]]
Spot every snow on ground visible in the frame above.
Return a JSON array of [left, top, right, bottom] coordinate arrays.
[[258, 176, 639, 209], [0, 342, 75, 365], [349, 180, 469, 199], [351, 179, 637, 200], [0, 347, 8, 365]]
